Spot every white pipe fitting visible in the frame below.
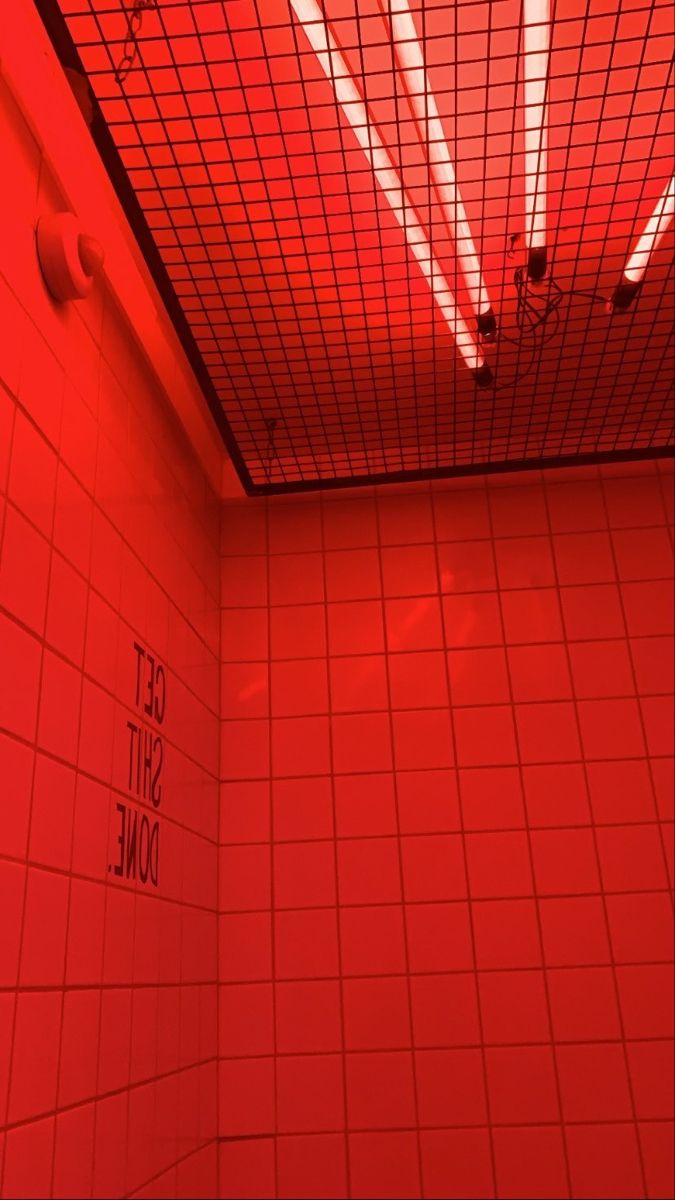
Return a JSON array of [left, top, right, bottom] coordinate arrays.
[[36, 210, 104, 302]]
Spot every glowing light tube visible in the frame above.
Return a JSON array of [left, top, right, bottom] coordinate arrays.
[[289, 0, 490, 384], [523, 0, 549, 281], [609, 176, 675, 312], [386, 0, 495, 341]]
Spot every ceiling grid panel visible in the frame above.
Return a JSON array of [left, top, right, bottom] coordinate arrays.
[[38, 0, 674, 492]]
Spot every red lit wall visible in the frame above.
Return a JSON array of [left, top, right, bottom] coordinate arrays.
[[1, 32, 674, 1200], [0, 79, 220, 1198], [219, 465, 674, 1200]]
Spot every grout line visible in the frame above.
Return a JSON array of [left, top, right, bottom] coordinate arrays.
[[430, 482, 500, 1199], [366, 485, 427, 1195], [317, 491, 353, 1197], [540, 474, 651, 1197], [263, 499, 280, 1199], [484, 476, 575, 1198], [0, 240, 64, 1192], [49, 343, 100, 1198], [599, 476, 675, 904]]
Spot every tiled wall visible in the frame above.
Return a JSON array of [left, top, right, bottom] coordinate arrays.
[[219, 462, 674, 1200], [0, 78, 220, 1198], [2, 38, 674, 1200]]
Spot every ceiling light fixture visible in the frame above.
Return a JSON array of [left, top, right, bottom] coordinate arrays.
[[523, 0, 549, 282], [289, 0, 491, 386], [608, 175, 675, 312], [384, 0, 496, 342]]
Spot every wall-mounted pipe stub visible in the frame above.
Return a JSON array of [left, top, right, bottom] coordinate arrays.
[[36, 210, 104, 301]]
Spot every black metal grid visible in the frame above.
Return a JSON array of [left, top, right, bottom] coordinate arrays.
[[39, 0, 674, 493]]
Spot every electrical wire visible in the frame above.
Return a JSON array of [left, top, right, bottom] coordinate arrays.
[[491, 263, 605, 390]]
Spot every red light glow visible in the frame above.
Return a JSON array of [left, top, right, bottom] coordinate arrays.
[[625, 174, 675, 283], [46, 0, 674, 485], [0, 4, 673, 1196], [290, 0, 486, 376], [523, 0, 550, 279], [384, 0, 493, 324]]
